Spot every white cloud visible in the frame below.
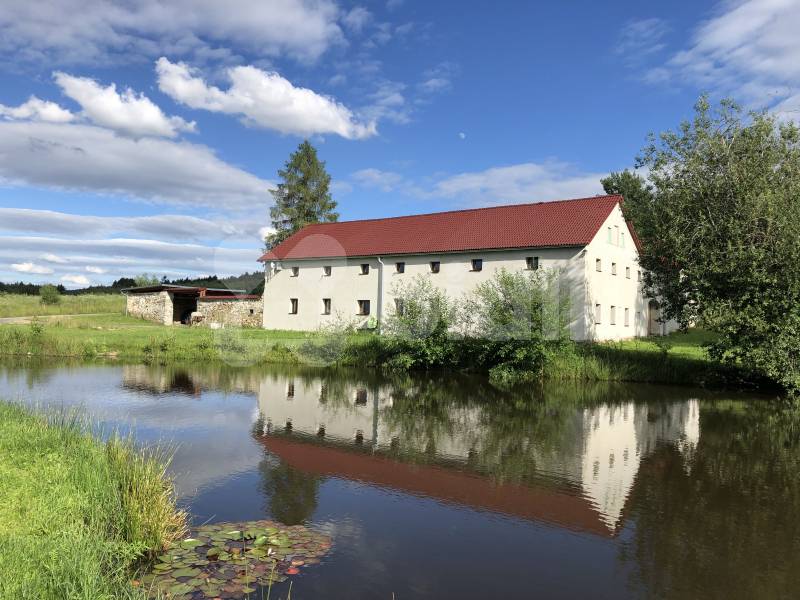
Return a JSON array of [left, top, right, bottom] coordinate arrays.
[[361, 80, 409, 124], [429, 161, 604, 205], [0, 0, 344, 66], [342, 7, 372, 33], [648, 0, 800, 116], [61, 274, 90, 286], [351, 168, 405, 192], [41, 253, 68, 264], [85, 266, 106, 274], [350, 161, 605, 206], [616, 18, 669, 66], [0, 121, 270, 210], [54, 72, 195, 138], [156, 58, 376, 139], [11, 262, 54, 275], [0, 208, 261, 242], [0, 96, 74, 123]]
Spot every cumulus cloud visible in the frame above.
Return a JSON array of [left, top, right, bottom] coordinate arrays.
[[61, 274, 90, 286], [0, 121, 270, 210], [85, 266, 106, 274], [11, 261, 54, 275], [0, 208, 263, 242], [0, 96, 74, 122], [646, 0, 800, 117], [54, 72, 195, 137], [156, 57, 376, 139], [0, 0, 344, 66]]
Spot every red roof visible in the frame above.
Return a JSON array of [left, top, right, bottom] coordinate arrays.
[[259, 195, 623, 261]]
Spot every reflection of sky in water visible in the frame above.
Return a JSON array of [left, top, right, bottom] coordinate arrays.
[[1, 362, 791, 600]]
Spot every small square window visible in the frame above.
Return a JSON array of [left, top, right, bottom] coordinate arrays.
[[626, 266, 631, 279], [430, 261, 440, 273], [290, 298, 298, 314], [595, 303, 602, 323], [291, 266, 299, 277], [596, 259, 602, 272], [610, 306, 616, 325], [624, 307, 630, 327], [395, 261, 405, 273], [249, 308, 254, 315], [358, 299, 371, 316], [526, 256, 539, 270], [360, 263, 369, 275], [322, 298, 331, 315], [394, 298, 405, 316], [323, 265, 332, 276], [612, 262, 617, 275], [471, 258, 483, 271]]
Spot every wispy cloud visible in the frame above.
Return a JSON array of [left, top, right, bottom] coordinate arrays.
[[615, 18, 670, 67]]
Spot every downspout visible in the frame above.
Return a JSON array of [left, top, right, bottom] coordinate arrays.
[[376, 256, 385, 333]]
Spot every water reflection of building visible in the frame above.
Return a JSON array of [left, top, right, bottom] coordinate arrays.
[[256, 376, 699, 535]]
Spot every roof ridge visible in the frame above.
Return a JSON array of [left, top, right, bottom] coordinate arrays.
[[303, 194, 621, 228]]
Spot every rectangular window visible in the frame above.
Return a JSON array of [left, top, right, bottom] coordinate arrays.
[[360, 263, 369, 275], [355, 388, 368, 405], [395, 298, 405, 316], [290, 298, 298, 314], [395, 261, 405, 273], [323, 265, 332, 276], [624, 307, 630, 327], [322, 298, 331, 315], [626, 266, 631, 279], [607, 227, 612, 243], [637, 270, 642, 281], [291, 266, 299, 277], [430, 261, 440, 273], [621, 232, 625, 248], [610, 305, 616, 325], [614, 225, 620, 245], [471, 258, 483, 271], [526, 256, 539, 270], [612, 262, 617, 275], [596, 258, 602, 272], [358, 299, 371, 316], [595, 303, 602, 323]]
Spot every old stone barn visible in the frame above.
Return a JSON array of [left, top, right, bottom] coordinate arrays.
[[123, 285, 262, 327]]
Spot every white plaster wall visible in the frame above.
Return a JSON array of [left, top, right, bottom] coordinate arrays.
[[583, 205, 650, 340], [263, 247, 588, 339]]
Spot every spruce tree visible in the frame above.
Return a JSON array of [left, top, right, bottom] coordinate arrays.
[[266, 141, 338, 249]]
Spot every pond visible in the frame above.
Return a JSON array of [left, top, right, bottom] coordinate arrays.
[[1, 362, 798, 599]]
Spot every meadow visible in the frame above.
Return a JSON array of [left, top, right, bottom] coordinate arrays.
[[0, 293, 125, 318]]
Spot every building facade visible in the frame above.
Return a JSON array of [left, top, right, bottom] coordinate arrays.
[[259, 195, 675, 341]]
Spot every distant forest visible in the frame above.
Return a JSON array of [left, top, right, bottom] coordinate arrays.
[[0, 271, 265, 296]]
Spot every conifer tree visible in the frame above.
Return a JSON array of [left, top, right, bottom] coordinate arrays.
[[266, 141, 338, 249]]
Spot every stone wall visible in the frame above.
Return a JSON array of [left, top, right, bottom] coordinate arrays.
[[126, 291, 171, 325], [196, 298, 262, 328]]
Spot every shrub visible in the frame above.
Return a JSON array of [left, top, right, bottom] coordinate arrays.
[[39, 284, 61, 306]]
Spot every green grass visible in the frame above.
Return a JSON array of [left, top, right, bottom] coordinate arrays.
[[0, 293, 125, 318], [0, 401, 187, 599]]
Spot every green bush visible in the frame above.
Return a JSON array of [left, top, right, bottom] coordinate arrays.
[[39, 284, 61, 306]]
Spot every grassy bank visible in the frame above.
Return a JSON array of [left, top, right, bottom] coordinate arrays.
[[0, 401, 186, 599], [0, 314, 751, 388], [0, 293, 125, 318]]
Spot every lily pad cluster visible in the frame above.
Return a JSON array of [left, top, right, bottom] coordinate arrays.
[[137, 519, 332, 599]]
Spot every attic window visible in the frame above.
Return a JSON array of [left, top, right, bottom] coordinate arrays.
[[323, 265, 332, 276], [471, 259, 483, 272], [430, 261, 440, 273], [596, 259, 602, 272], [526, 256, 539, 270], [360, 263, 370, 275], [291, 267, 299, 277]]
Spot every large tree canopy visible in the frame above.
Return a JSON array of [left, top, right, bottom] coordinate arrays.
[[623, 97, 800, 391], [266, 140, 338, 249]]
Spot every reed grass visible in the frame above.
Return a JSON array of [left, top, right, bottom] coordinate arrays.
[[0, 401, 187, 599]]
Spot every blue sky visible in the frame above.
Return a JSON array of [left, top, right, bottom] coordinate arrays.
[[0, 0, 797, 287]]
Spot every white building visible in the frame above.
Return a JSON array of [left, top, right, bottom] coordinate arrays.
[[259, 195, 674, 341]]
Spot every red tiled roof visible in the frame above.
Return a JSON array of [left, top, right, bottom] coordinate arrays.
[[259, 195, 622, 261]]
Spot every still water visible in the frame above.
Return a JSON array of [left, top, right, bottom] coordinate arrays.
[[1, 362, 798, 599]]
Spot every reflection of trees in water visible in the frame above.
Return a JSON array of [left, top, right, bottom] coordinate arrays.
[[620, 402, 800, 599], [258, 457, 321, 525]]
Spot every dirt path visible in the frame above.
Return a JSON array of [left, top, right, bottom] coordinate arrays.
[[0, 313, 117, 325]]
